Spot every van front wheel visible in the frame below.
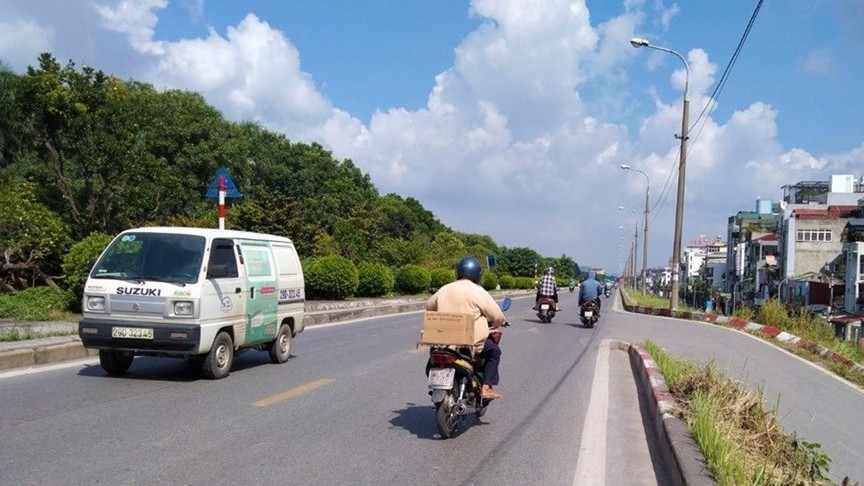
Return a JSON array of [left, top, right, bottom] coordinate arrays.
[[268, 324, 293, 364], [202, 332, 233, 379], [100, 350, 134, 375]]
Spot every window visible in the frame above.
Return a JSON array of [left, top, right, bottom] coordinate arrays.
[[207, 239, 239, 279], [796, 229, 832, 242]]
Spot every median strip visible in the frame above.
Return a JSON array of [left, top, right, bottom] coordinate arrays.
[[253, 378, 334, 407]]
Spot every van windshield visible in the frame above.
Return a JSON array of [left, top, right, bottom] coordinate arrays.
[[92, 233, 207, 285]]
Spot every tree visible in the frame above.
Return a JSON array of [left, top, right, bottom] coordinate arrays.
[[500, 247, 542, 277], [0, 181, 71, 291]]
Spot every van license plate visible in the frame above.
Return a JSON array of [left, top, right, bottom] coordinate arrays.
[[428, 368, 455, 387], [112, 327, 154, 339]]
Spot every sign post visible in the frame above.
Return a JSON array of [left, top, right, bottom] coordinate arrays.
[[206, 167, 242, 229]]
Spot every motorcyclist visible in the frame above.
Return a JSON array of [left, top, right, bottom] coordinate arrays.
[[578, 270, 605, 316], [426, 256, 506, 400], [533, 267, 560, 311]]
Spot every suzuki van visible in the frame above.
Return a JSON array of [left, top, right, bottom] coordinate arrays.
[[78, 227, 305, 379]]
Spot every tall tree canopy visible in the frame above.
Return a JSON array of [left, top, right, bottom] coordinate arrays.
[[0, 53, 581, 290]]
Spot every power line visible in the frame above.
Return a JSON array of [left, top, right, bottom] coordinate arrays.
[[646, 0, 764, 228], [689, 0, 764, 146]]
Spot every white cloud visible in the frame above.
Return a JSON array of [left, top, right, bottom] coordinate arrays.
[[94, 0, 167, 55], [0, 18, 54, 69], [803, 48, 835, 75], [33, 0, 861, 271], [656, 2, 680, 31]]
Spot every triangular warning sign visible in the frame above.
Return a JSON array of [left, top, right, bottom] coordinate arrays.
[[205, 166, 242, 198]]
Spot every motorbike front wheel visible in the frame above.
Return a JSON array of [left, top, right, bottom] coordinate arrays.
[[435, 396, 459, 439]]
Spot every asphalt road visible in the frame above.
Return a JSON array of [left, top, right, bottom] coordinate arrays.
[[1, 292, 861, 485]]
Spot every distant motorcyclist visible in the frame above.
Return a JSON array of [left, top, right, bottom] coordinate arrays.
[[533, 267, 560, 311], [426, 256, 506, 400], [579, 270, 604, 316]]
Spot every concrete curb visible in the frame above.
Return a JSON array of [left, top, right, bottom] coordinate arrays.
[[627, 342, 716, 486]]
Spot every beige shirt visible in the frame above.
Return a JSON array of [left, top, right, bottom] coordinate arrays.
[[426, 279, 506, 348]]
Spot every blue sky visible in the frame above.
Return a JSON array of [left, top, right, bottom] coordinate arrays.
[[2, 0, 863, 273]]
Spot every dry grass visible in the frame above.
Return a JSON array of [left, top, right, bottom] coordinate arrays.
[[642, 341, 840, 485]]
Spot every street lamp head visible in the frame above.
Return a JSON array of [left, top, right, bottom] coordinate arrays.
[[630, 37, 649, 48], [620, 164, 631, 170], [617, 206, 627, 211]]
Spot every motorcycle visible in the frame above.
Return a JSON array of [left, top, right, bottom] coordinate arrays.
[[568, 284, 575, 293], [426, 297, 511, 439], [580, 299, 599, 328], [604, 288, 611, 298], [536, 296, 556, 323]]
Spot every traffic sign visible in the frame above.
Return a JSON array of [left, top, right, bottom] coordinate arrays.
[[205, 167, 242, 198]]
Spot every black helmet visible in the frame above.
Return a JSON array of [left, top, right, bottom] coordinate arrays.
[[456, 256, 483, 283]]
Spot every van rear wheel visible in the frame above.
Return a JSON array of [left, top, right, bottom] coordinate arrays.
[[99, 350, 134, 375], [202, 332, 233, 379], [268, 324, 293, 364]]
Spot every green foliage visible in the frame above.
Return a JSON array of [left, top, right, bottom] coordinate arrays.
[[0, 286, 74, 320], [515, 277, 536, 289], [1, 53, 578, 302], [0, 181, 71, 291], [356, 261, 394, 297], [304, 255, 359, 300], [424, 232, 466, 269], [395, 264, 431, 295], [641, 340, 835, 485], [499, 247, 542, 277], [62, 232, 113, 308], [429, 267, 455, 292], [499, 275, 516, 290], [481, 272, 499, 291]]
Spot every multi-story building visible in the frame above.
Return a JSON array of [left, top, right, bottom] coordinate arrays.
[[778, 175, 863, 309], [724, 199, 781, 306]]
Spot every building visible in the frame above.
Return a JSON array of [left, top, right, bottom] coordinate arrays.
[[778, 175, 863, 309], [724, 199, 781, 307]]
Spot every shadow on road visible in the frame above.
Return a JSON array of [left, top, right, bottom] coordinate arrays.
[[389, 403, 484, 440]]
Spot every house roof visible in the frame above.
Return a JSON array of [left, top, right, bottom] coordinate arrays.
[[753, 234, 779, 242], [793, 205, 859, 219], [793, 208, 829, 219]]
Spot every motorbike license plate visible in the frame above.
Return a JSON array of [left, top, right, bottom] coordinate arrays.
[[540, 304, 550, 310], [111, 327, 153, 339], [428, 368, 455, 388], [583, 311, 593, 318]]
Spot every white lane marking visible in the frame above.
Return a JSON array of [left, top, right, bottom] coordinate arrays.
[[572, 339, 611, 485]]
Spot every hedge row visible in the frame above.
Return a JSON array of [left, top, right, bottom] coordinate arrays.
[[305, 256, 537, 300]]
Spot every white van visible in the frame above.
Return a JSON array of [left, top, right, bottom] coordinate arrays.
[[78, 227, 305, 379]]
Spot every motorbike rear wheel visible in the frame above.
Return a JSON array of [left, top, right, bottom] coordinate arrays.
[[435, 395, 459, 439]]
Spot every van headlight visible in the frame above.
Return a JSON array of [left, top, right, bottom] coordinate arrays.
[[87, 296, 105, 311], [174, 301, 194, 316]]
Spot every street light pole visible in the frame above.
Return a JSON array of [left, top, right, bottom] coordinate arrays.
[[631, 37, 690, 310], [621, 164, 650, 294], [619, 207, 639, 289]]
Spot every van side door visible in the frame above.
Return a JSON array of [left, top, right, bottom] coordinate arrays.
[[237, 241, 279, 344], [202, 238, 246, 344]]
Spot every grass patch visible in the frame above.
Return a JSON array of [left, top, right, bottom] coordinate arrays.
[[0, 328, 78, 342], [0, 287, 76, 321], [629, 291, 864, 386], [642, 340, 841, 485]]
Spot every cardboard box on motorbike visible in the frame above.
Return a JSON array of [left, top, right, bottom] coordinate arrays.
[[420, 311, 486, 346]]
